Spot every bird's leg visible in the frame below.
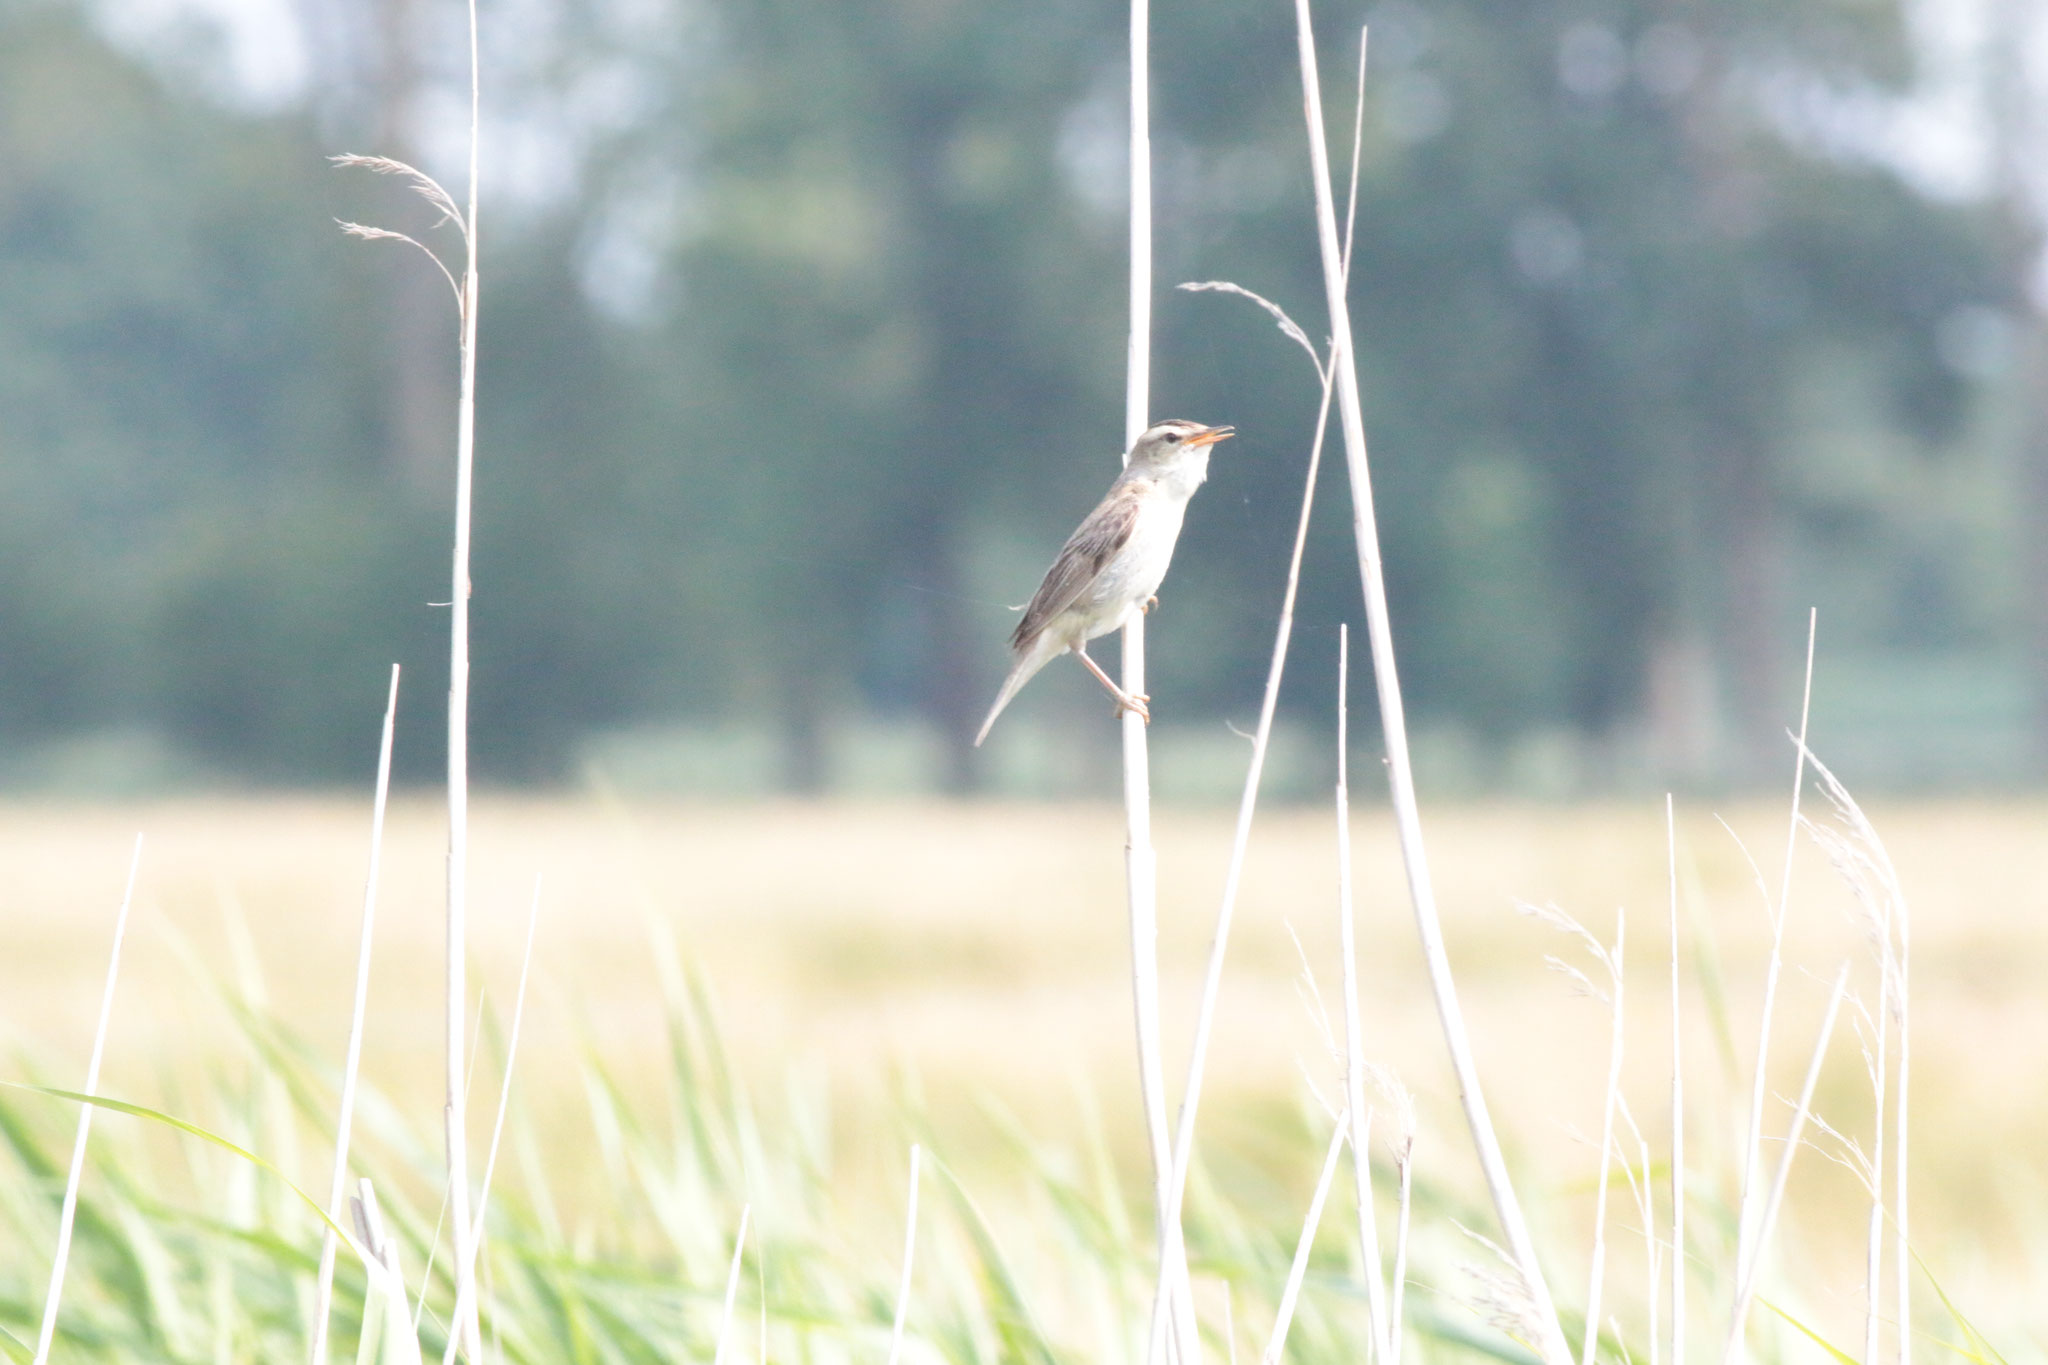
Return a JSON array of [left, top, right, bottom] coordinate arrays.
[[1072, 646, 1151, 723], [1141, 595, 1159, 615]]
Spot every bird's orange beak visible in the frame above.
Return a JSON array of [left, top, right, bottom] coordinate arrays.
[[1187, 426, 1235, 448]]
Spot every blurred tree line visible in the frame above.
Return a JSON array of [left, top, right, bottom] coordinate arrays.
[[0, 0, 2037, 792]]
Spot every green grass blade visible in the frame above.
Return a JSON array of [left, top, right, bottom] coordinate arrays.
[[1759, 1297, 1858, 1365], [4, 1083, 358, 1250]]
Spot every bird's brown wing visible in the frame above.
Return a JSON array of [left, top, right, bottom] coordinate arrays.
[[1011, 480, 1142, 650]]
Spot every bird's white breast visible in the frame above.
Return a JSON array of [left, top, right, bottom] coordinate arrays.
[[1075, 487, 1189, 641]]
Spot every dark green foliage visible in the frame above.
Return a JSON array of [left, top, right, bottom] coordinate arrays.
[[0, 0, 2015, 787]]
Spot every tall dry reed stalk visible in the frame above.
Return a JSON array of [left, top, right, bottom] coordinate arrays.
[[1117, 1, 1196, 1358], [337, 0, 488, 1348], [1334, 625, 1392, 1360], [1284, 6, 1570, 1358], [442, 2, 486, 1354]]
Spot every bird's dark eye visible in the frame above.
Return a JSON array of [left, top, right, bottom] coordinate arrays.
[[1165, 431, 1182, 443]]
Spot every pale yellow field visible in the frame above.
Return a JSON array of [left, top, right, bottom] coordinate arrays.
[[3, 793, 2045, 1344]]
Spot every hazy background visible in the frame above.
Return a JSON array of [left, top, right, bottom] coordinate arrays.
[[5, 0, 2047, 798], [10, 3, 2048, 1343]]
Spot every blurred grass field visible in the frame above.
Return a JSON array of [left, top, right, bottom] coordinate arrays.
[[3, 792, 2046, 1353]]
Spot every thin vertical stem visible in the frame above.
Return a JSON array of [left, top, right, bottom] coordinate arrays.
[[1726, 963, 1850, 1354], [1581, 914, 1625, 1365], [1666, 795, 1685, 1365], [312, 666, 402, 1365], [1894, 900, 1911, 1365], [1262, 1112, 1350, 1365], [1124, 0, 1151, 448], [713, 1206, 751, 1365], [440, 883, 542, 1365], [1860, 890, 1894, 1365], [1120, 0, 1191, 1357], [1733, 611, 1817, 1299], [33, 837, 143, 1365], [887, 1144, 923, 1365], [468, 883, 538, 1253], [1637, 1122, 1659, 1365], [444, 0, 485, 1356], [1336, 626, 1390, 1359], [1119, 0, 1158, 1112], [1286, 4, 1568, 1357], [1388, 1149, 1411, 1365]]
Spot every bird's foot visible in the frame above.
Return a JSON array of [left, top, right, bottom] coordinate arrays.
[[1141, 595, 1160, 615], [1113, 692, 1152, 724]]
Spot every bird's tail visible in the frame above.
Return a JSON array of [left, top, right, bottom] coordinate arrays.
[[974, 636, 1061, 747]]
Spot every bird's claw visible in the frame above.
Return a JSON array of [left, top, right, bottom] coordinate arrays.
[[1141, 595, 1160, 615], [1114, 693, 1152, 724]]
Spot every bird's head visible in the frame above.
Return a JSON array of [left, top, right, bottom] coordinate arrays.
[[1128, 420, 1234, 479]]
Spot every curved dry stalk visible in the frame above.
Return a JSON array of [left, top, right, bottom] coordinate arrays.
[[1179, 281, 1323, 378], [329, 153, 467, 312], [334, 222, 464, 313], [1119, 0, 1200, 1355], [442, 1, 486, 1354], [329, 153, 468, 234]]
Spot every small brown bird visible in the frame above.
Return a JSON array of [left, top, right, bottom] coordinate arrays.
[[975, 419, 1235, 746]]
